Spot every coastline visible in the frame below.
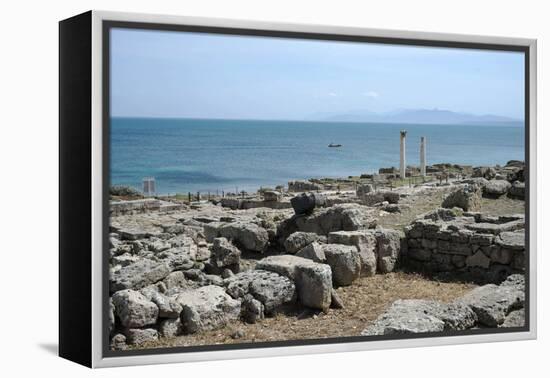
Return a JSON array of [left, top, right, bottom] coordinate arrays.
[[112, 160, 515, 199], [110, 118, 525, 196]]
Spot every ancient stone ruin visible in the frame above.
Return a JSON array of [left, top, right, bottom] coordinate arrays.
[[107, 159, 527, 350], [404, 208, 525, 283]]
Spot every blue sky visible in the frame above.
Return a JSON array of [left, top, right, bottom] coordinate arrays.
[[110, 28, 525, 120]]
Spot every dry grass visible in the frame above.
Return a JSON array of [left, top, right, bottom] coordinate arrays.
[[377, 188, 450, 230], [377, 189, 524, 231], [480, 196, 525, 216], [132, 272, 476, 350]]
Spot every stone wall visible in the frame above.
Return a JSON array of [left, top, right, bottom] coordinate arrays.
[[110, 199, 185, 216], [220, 197, 292, 210], [403, 209, 525, 283], [287, 180, 323, 192], [110, 199, 161, 216]]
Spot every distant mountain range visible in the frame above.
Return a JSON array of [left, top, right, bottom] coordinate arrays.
[[308, 108, 523, 126]]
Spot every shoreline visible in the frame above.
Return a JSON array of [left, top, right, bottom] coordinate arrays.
[[111, 160, 519, 199]]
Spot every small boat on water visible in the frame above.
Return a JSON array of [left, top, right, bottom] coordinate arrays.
[[328, 143, 342, 148]]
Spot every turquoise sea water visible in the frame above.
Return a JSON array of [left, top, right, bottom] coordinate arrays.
[[110, 117, 525, 195]]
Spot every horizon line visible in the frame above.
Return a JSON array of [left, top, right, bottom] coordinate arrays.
[[110, 115, 525, 126]]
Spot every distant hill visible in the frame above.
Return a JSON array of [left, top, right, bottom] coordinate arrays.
[[309, 108, 523, 126]]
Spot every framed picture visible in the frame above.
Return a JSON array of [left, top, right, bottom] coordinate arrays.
[[59, 10, 537, 368]]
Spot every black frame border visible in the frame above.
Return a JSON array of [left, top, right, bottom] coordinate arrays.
[[59, 10, 93, 368], [101, 20, 531, 359]]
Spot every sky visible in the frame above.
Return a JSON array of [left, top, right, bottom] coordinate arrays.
[[110, 28, 525, 120]]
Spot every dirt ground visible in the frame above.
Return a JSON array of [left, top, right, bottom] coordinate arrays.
[[133, 272, 476, 350]]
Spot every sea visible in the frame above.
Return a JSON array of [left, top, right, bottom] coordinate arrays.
[[110, 117, 525, 195]]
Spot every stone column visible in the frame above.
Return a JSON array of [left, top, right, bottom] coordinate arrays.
[[420, 136, 426, 177], [399, 130, 407, 178]]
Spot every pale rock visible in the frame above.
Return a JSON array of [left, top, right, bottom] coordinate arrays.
[[442, 185, 482, 212], [241, 294, 265, 324], [484, 179, 512, 197], [125, 328, 159, 345], [224, 270, 295, 313], [472, 166, 497, 180], [501, 309, 525, 328], [159, 318, 183, 338], [328, 230, 377, 276], [110, 259, 172, 292], [217, 222, 269, 252], [284, 232, 321, 254], [323, 244, 361, 286], [256, 255, 332, 310], [110, 333, 127, 350], [210, 237, 241, 271], [375, 229, 403, 273], [112, 289, 159, 328], [296, 242, 326, 263], [457, 280, 524, 326], [294, 204, 373, 235], [162, 271, 189, 290], [111, 253, 140, 267], [177, 285, 241, 333], [495, 231, 525, 250], [361, 299, 476, 336], [149, 291, 182, 319], [362, 300, 445, 335]]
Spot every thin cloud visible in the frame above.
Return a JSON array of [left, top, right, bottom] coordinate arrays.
[[327, 92, 339, 97], [364, 91, 380, 98]]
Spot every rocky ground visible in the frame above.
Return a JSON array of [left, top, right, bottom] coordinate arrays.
[[108, 160, 526, 351], [128, 272, 475, 349]]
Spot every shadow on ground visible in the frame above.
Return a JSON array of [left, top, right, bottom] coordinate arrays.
[[38, 343, 58, 356]]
